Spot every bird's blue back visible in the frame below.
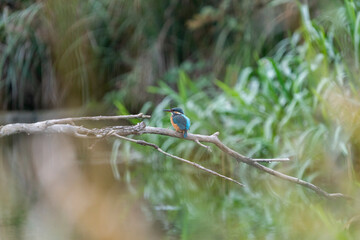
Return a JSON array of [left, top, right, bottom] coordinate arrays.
[[172, 113, 191, 130]]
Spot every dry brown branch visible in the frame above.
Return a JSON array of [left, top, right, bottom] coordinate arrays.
[[140, 125, 350, 199], [45, 113, 151, 125], [112, 133, 244, 187], [252, 158, 290, 162], [0, 114, 350, 199], [195, 139, 212, 152], [0, 118, 244, 187]]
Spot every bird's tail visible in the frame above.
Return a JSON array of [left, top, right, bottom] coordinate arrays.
[[183, 130, 187, 138]]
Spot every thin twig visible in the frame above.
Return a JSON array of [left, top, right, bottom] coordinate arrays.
[[252, 158, 290, 162], [112, 133, 244, 187], [195, 139, 212, 152], [46, 113, 151, 125]]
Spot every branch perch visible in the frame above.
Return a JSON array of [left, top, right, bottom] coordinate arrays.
[[0, 114, 350, 200]]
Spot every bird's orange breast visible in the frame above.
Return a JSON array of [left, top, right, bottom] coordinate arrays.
[[170, 116, 181, 132]]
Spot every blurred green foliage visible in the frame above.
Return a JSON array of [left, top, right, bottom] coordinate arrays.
[[1, 0, 360, 239], [0, 0, 296, 110], [111, 1, 360, 239]]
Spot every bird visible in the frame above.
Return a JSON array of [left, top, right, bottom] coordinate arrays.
[[163, 107, 191, 138]]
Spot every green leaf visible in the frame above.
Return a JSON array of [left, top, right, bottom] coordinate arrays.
[[114, 100, 138, 124], [215, 80, 240, 98], [178, 70, 188, 102]]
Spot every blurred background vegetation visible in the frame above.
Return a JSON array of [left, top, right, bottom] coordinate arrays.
[[1, 0, 360, 239]]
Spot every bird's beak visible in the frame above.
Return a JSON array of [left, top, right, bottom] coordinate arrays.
[[163, 109, 171, 112]]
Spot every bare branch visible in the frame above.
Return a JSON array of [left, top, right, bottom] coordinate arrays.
[[138, 127, 351, 199], [111, 133, 244, 187], [0, 123, 92, 137], [209, 137, 351, 199], [0, 121, 147, 138], [195, 139, 212, 152], [0, 115, 351, 199], [45, 113, 151, 125], [252, 158, 290, 162]]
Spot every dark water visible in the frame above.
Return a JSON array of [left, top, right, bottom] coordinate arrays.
[[0, 123, 163, 239]]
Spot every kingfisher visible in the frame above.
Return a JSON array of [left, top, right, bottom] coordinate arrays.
[[163, 107, 191, 138]]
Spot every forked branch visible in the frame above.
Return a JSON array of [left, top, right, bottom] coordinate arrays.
[[0, 114, 350, 200], [112, 133, 244, 187]]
